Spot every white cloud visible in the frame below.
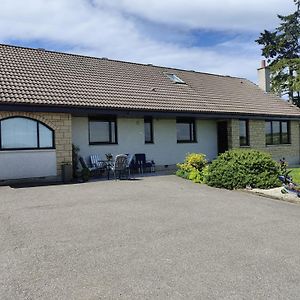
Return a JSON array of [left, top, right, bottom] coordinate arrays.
[[96, 0, 294, 32], [0, 0, 295, 82]]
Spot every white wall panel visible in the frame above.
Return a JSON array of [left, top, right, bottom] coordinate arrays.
[[0, 150, 57, 180], [72, 117, 218, 166]]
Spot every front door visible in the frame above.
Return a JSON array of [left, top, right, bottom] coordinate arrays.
[[217, 121, 228, 154]]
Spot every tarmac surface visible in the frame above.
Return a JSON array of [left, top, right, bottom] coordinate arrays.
[[1, 175, 300, 299]]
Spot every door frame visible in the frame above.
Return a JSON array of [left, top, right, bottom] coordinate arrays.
[[217, 120, 229, 154]]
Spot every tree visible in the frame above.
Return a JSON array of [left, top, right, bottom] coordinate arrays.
[[256, 0, 300, 106]]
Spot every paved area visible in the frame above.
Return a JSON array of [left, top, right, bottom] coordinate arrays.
[[1, 175, 300, 299]]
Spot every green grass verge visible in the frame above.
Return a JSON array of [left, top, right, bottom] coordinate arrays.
[[289, 168, 300, 184]]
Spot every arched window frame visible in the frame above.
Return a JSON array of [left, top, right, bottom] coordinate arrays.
[[0, 116, 55, 150]]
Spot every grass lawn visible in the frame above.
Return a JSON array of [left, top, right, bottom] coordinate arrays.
[[289, 168, 300, 184]]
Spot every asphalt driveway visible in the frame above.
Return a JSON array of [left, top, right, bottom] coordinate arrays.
[[1, 175, 300, 299]]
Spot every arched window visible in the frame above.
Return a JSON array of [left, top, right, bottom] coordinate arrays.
[[0, 117, 55, 150]]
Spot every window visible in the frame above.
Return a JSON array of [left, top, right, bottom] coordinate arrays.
[[89, 117, 117, 144], [166, 73, 185, 84], [144, 117, 153, 144], [176, 118, 196, 143], [239, 120, 249, 146], [0, 117, 54, 150], [265, 120, 290, 145], [281, 121, 289, 144]]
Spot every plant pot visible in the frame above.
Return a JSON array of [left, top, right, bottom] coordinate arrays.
[[62, 163, 72, 183]]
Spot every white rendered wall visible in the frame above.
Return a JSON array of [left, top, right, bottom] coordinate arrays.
[[72, 117, 218, 166], [0, 150, 57, 180]]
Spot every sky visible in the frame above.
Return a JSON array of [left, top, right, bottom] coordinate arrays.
[[0, 0, 296, 82]]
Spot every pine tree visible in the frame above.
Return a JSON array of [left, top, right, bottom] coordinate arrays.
[[256, 0, 300, 106]]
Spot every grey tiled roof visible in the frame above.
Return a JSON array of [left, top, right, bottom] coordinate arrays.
[[0, 44, 299, 117]]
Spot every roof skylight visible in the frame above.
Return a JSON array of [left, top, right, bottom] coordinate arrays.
[[166, 73, 185, 84]]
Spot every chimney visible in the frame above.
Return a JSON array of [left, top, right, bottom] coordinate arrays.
[[257, 60, 271, 92]]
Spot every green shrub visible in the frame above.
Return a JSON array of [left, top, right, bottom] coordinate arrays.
[[205, 149, 281, 190], [176, 153, 207, 183], [187, 168, 203, 183], [81, 167, 91, 182], [184, 153, 207, 170]]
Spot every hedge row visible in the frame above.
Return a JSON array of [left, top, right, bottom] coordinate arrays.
[[176, 149, 281, 190]]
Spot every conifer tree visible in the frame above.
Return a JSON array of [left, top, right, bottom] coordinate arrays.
[[256, 0, 300, 105]]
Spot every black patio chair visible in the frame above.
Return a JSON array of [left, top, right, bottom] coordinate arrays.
[[134, 153, 155, 174]]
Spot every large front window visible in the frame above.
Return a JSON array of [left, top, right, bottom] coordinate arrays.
[[176, 118, 196, 143], [265, 120, 290, 145], [89, 117, 117, 144], [0, 117, 54, 150]]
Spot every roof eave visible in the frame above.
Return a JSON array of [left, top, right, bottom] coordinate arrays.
[[1, 103, 300, 120]]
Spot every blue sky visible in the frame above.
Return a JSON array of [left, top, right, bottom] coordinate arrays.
[[0, 0, 296, 82]]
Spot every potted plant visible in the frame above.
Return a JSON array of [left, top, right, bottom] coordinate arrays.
[[72, 144, 80, 178], [81, 167, 91, 182], [105, 153, 113, 161], [61, 161, 73, 183]]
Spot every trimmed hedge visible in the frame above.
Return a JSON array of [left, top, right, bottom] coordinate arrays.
[[205, 149, 281, 190]]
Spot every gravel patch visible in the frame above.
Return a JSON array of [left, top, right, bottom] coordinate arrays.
[[248, 187, 300, 204]]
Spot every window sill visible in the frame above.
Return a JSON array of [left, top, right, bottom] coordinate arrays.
[[0, 147, 55, 151], [240, 145, 250, 148], [145, 142, 154, 144], [0, 148, 56, 153], [177, 141, 197, 144], [266, 143, 291, 147], [89, 142, 118, 145]]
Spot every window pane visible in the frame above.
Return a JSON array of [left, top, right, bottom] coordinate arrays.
[[39, 123, 53, 148], [272, 121, 280, 144], [111, 121, 116, 143], [1, 118, 38, 149], [167, 74, 185, 83], [144, 120, 152, 143], [281, 121, 289, 144], [176, 122, 194, 142], [239, 120, 248, 146], [190, 122, 195, 140], [177, 123, 191, 141], [265, 121, 272, 145], [89, 121, 110, 143]]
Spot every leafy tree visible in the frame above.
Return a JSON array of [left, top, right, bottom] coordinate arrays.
[[256, 0, 300, 105]]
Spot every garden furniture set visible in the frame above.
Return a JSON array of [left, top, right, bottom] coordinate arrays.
[[79, 153, 155, 180]]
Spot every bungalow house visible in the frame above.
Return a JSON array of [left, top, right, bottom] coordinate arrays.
[[0, 44, 300, 181]]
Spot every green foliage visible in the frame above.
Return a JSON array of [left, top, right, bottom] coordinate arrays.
[[289, 168, 300, 184], [81, 167, 91, 182], [270, 58, 300, 105], [202, 165, 209, 184], [205, 149, 281, 190], [183, 153, 207, 170], [279, 157, 291, 178], [176, 153, 207, 183], [187, 168, 204, 183], [256, 0, 300, 105], [72, 144, 80, 177]]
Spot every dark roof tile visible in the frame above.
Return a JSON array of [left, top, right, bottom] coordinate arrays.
[[0, 44, 299, 117]]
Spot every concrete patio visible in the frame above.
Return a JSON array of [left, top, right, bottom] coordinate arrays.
[[1, 175, 300, 299]]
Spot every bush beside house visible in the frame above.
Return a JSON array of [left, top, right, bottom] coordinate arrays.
[[176, 153, 208, 183], [177, 149, 281, 190]]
